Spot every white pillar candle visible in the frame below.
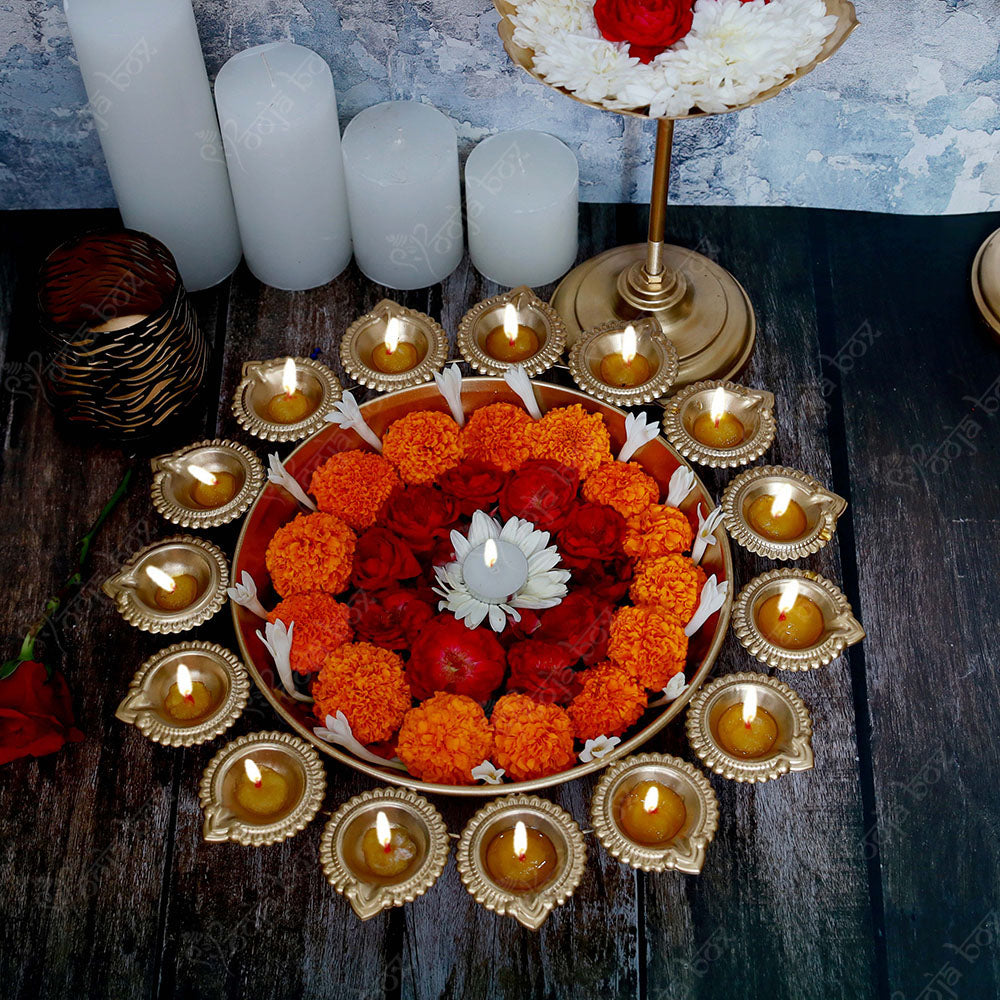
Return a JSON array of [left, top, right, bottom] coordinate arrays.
[[465, 130, 578, 288], [341, 101, 463, 290], [63, 0, 241, 291], [462, 538, 528, 603], [213, 43, 352, 290]]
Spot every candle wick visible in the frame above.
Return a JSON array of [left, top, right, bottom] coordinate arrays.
[[384, 843, 392, 854], [714, 416, 721, 428], [517, 852, 526, 862], [183, 692, 195, 704], [744, 721, 752, 730], [254, 779, 263, 788], [778, 612, 787, 622]]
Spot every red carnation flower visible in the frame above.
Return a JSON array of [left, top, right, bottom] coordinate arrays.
[[351, 590, 434, 650], [351, 526, 421, 591], [507, 640, 581, 705], [594, 0, 694, 64], [381, 484, 459, 552], [537, 592, 614, 666], [499, 460, 580, 532], [437, 460, 509, 516], [406, 616, 507, 704], [557, 502, 626, 568]]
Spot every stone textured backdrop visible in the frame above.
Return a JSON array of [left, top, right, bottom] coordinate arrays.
[[1, 0, 998, 213]]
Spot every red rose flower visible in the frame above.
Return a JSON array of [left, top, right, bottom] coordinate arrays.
[[0, 661, 84, 766], [499, 460, 580, 532], [507, 640, 581, 705], [351, 590, 434, 650], [437, 460, 508, 516], [381, 484, 459, 552], [537, 592, 614, 666], [507, 608, 541, 643], [406, 616, 507, 704], [575, 554, 635, 603], [594, 0, 694, 63], [557, 502, 626, 568], [426, 535, 456, 568], [351, 526, 421, 591]]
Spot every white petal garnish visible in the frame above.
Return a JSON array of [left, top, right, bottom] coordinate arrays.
[[503, 364, 543, 420], [684, 575, 728, 637], [617, 411, 660, 462], [313, 711, 407, 770], [579, 734, 621, 763], [255, 619, 312, 702], [691, 503, 725, 565], [666, 466, 696, 508], [323, 390, 382, 452], [433, 363, 466, 426], [648, 672, 690, 707], [471, 760, 506, 784], [226, 570, 269, 619], [266, 453, 317, 511]]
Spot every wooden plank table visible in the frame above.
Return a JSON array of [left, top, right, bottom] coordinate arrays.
[[0, 204, 997, 1000]]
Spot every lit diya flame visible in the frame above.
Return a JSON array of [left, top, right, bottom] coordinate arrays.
[[742, 687, 759, 729], [384, 317, 402, 355], [483, 537, 499, 569], [376, 809, 392, 853], [243, 757, 264, 788], [145, 565, 176, 593], [187, 464, 218, 487], [621, 324, 637, 366], [513, 820, 528, 861], [503, 303, 519, 347], [176, 662, 194, 703], [709, 385, 727, 428], [281, 356, 297, 398], [770, 483, 794, 519], [776, 579, 801, 621], [643, 784, 659, 814]]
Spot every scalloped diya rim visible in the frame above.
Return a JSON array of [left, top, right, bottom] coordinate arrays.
[[229, 378, 734, 798]]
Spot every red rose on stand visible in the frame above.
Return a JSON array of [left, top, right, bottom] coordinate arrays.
[[594, 0, 694, 63], [382, 484, 460, 552], [437, 461, 509, 516], [557, 502, 626, 569], [351, 590, 434, 650], [406, 616, 507, 703], [507, 640, 581, 705], [0, 661, 84, 766], [499, 460, 580, 532], [537, 592, 614, 666], [351, 526, 421, 591]]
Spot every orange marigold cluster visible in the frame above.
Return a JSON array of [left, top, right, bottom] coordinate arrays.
[[567, 661, 648, 741], [623, 504, 694, 561], [607, 606, 688, 690], [582, 461, 659, 518], [491, 693, 576, 782], [268, 592, 352, 675], [395, 692, 494, 785], [309, 449, 399, 529], [381, 410, 462, 484], [266, 511, 356, 598], [460, 403, 532, 471], [628, 552, 706, 621], [524, 404, 612, 479], [311, 642, 411, 744]]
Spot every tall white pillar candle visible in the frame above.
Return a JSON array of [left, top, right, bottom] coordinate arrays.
[[63, 0, 242, 291], [213, 43, 352, 290], [465, 130, 578, 288], [341, 102, 463, 290]]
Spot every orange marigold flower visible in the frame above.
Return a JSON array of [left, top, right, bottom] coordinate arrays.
[[266, 511, 356, 598], [582, 461, 659, 518], [623, 504, 695, 561], [396, 692, 493, 785], [381, 410, 462, 484], [628, 552, 706, 622], [311, 642, 411, 744], [491, 693, 576, 782], [568, 661, 647, 741], [268, 592, 352, 675], [524, 404, 612, 479], [607, 606, 688, 690], [309, 450, 399, 529], [460, 403, 532, 471]]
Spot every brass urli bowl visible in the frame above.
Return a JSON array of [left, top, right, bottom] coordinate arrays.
[[230, 379, 733, 797]]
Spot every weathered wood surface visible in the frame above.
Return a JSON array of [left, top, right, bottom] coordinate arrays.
[[1, 204, 997, 1000]]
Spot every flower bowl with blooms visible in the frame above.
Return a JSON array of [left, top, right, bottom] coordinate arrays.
[[231, 378, 733, 796]]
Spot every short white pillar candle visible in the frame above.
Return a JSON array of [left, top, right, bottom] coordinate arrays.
[[462, 538, 529, 603], [465, 130, 578, 288], [213, 43, 352, 290], [341, 102, 463, 290]]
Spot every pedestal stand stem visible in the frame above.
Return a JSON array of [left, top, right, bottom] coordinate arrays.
[[645, 119, 674, 278]]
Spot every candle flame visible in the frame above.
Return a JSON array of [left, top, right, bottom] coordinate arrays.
[[776, 580, 801, 618], [187, 464, 218, 487], [621, 325, 637, 365], [513, 820, 528, 861], [384, 317, 402, 355], [709, 386, 727, 427], [483, 538, 499, 569], [503, 303, 518, 346], [243, 757, 263, 787], [281, 357, 297, 398], [643, 785, 659, 814], [376, 810, 392, 850], [742, 687, 759, 727], [145, 565, 176, 592], [769, 483, 794, 519], [176, 662, 193, 699]]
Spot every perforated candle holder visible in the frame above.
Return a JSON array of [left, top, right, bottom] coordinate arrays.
[[591, 753, 719, 874], [341, 299, 449, 391], [150, 439, 265, 529], [720, 465, 847, 560], [662, 380, 776, 468], [115, 641, 249, 747], [685, 672, 813, 783], [232, 357, 342, 443], [732, 568, 865, 671], [457, 286, 566, 377], [199, 730, 326, 847], [567, 317, 679, 406], [319, 786, 450, 920], [456, 794, 586, 930], [102, 535, 229, 634]]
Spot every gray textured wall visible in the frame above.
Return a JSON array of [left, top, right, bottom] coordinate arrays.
[[1, 0, 998, 212]]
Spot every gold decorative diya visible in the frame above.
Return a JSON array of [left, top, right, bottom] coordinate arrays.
[[686, 672, 813, 783], [567, 317, 679, 406], [320, 786, 450, 920], [590, 753, 718, 873], [971, 227, 1000, 342], [456, 794, 586, 930], [232, 357, 342, 443], [341, 299, 449, 391], [150, 438, 265, 529], [720, 464, 846, 560], [662, 380, 776, 468], [457, 286, 566, 377], [733, 568, 864, 671], [199, 730, 326, 846], [102, 535, 229, 634], [115, 641, 249, 747]]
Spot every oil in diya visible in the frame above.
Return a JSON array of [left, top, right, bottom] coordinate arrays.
[[187, 463, 238, 509], [163, 662, 214, 722], [756, 580, 825, 650], [484, 303, 540, 364], [266, 358, 315, 424], [235, 757, 291, 817], [485, 820, 558, 893], [371, 317, 420, 374], [599, 324, 651, 389], [146, 565, 199, 612], [618, 781, 687, 846], [361, 810, 419, 879], [744, 483, 808, 541], [716, 687, 778, 759], [692, 386, 745, 450]]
